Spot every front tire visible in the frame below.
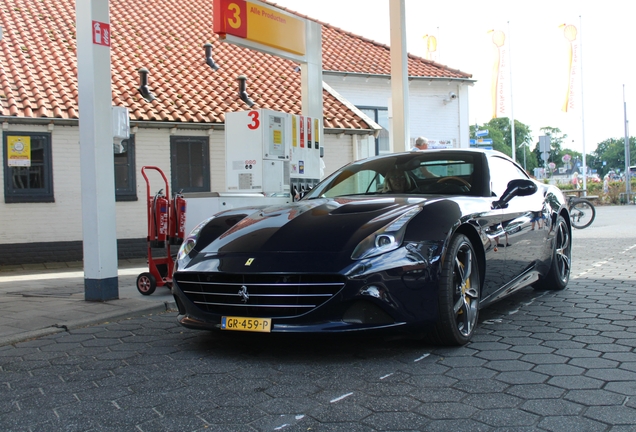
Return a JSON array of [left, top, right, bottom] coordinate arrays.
[[534, 215, 571, 291], [429, 234, 480, 346]]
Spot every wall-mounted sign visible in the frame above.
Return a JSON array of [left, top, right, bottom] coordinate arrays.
[[213, 0, 305, 56], [427, 139, 455, 149], [7, 136, 31, 167], [92, 21, 110, 47]]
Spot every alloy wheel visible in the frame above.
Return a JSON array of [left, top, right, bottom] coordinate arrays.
[[453, 242, 479, 337], [554, 219, 571, 284]]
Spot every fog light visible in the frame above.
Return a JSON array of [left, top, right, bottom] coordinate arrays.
[[343, 301, 394, 324]]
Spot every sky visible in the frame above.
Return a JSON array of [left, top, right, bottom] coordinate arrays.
[[271, 0, 635, 155]]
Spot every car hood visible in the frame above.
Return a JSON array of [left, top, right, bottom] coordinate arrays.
[[199, 197, 428, 254]]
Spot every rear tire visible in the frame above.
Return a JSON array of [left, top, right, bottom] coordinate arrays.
[[534, 215, 571, 291], [429, 234, 480, 346], [569, 199, 595, 229], [137, 272, 157, 296]]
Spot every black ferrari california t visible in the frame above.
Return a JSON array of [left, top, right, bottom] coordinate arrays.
[[172, 149, 572, 345]]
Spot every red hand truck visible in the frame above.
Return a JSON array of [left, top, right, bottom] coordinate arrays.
[[137, 166, 186, 295]]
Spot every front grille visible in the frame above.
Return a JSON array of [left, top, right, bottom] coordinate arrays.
[[174, 273, 346, 318]]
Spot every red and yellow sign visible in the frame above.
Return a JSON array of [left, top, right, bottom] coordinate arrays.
[[213, 0, 306, 56]]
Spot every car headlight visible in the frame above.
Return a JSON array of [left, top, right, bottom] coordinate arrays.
[[351, 207, 421, 260], [177, 216, 214, 261]]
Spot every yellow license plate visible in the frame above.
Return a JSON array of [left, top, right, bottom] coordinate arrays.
[[221, 316, 272, 333]]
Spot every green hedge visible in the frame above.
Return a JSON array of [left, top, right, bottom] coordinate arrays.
[[557, 179, 636, 205]]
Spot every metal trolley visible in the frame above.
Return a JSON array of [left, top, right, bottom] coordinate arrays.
[[137, 166, 186, 295]]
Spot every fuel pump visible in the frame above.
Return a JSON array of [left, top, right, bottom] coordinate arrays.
[[224, 109, 322, 200], [225, 109, 291, 195], [290, 114, 322, 200]]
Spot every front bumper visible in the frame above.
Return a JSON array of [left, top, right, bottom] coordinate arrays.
[[172, 242, 443, 334]]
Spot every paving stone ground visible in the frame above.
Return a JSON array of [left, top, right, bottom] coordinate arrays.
[[0, 205, 635, 431]]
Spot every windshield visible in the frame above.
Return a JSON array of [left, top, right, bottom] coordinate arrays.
[[305, 151, 481, 199]]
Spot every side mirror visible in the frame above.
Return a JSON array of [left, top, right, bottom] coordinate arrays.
[[492, 179, 537, 209]]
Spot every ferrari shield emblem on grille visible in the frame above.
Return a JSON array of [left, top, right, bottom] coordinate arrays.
[[238, 286, 249, 303], [245, 258, 254, 266]]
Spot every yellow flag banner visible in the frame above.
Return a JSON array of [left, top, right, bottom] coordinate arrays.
[[422, 34, 438, 61], [489, 30, 507, 118], [561, 24, 579, 112]]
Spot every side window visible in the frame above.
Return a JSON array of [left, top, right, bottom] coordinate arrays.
[[170, 136, 210, 194], [114, 135, 137, 201], [3, 132, 54, 203], [489, 156, 528, 197], [359, 107, 390, 155], [322, 169, 381, 197]]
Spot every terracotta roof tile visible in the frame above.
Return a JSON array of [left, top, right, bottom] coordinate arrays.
[[0, 0, 471, 131]]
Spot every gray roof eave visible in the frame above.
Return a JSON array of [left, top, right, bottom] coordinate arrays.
[[323, 70, 476, 84]]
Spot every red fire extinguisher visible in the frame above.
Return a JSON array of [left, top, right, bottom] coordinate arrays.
[[150, 190, 169, 248], [170, 193, 187, 245]]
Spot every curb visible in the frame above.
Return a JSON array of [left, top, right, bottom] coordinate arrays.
[[0, 327, 66, 347], [0, 301, 178, 347]]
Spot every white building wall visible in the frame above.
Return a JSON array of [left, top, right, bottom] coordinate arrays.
[[325, 75, 471, 149], [122, 128, 171, 241], [326, 76, 393, 108], [136, 128, 171, 173], [210, 131, 226, 191], [1, 125, 84, 244], [51, 126, 82, 241], [322, 134, 354, 178]]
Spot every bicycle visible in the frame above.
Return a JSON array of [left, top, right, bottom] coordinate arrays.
[[568, 195, 596, 229]]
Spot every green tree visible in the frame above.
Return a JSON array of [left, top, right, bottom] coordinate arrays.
[[470, 118, 534, 170], [470, 123, 505, 153], [532, 127, 565, 161], [589, 137, 636, 177], [531, 127, 582, 172]]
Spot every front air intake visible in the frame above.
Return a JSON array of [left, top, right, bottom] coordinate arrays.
[[174, 273, 346, 318]]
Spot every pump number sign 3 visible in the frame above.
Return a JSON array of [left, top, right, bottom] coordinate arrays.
[[213, 0, 305, 56]]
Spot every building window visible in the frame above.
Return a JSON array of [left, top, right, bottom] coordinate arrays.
[[114, 135, 137, 201], [170, 136, 210, 194], [359, 107, 390, 155], [3, 132, 54, 203]]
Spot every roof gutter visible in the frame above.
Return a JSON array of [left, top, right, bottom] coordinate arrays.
[[0, 116, 376, 135], [1, 116, 79, 128], [323, 70, 476, 85], [0, 116, 225, 131]]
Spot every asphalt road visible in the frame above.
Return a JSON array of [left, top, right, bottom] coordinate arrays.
[[1, 205, 636, 431]]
